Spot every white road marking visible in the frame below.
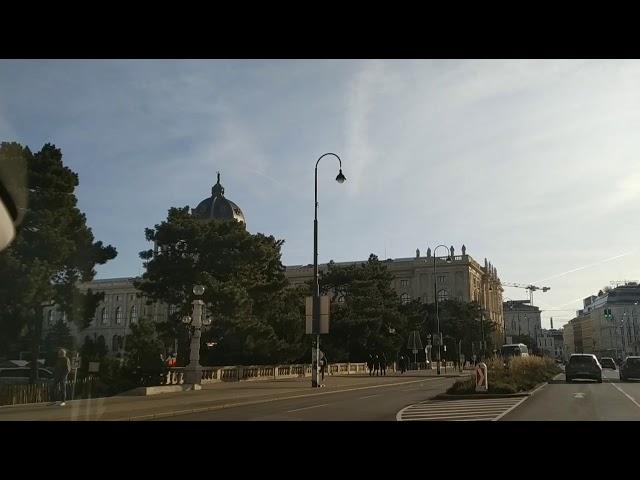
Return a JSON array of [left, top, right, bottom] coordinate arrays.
[[610, 383, 640, 410], [287, 403, 331, 413], [359, 394, 381, 399], [574, 393, 585, 399], [397, 396, 525, 421]]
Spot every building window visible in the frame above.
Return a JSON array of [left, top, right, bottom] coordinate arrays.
[[101, 308, 108, 325], [115, 307, 123, 325], [61, 311, 67, 323], [438, 275, 446, 284], [437, 289, 448, 302], [401, 293, 411, 305], [400, 279, 409, 287], [116, 296, 119, 302], [130, 306, 137, 324]]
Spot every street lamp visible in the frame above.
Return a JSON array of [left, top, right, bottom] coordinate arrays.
[[312, 153, 346, 388], [182, 284, 210, 388], [432, 244, 452, 375]]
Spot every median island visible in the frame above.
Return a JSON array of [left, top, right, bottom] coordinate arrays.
[[447, 357, 561, 395]]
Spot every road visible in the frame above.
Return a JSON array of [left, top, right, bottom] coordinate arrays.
[[155, 374, 461, 420], [501, 367, 640, 420]]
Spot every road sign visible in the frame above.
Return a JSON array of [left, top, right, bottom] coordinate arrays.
[[71, 354, 81, 370], [475, 362, 488, 392], [305, 296, 330, 334]]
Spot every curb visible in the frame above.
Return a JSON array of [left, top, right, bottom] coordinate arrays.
[[433, 379, 552, 400]]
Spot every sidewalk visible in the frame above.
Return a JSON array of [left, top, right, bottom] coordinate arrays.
[[0, 370, 469, 421]]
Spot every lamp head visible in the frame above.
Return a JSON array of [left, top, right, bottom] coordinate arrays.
[[335, 169, 346, 184], [193, 285, 205, 296]]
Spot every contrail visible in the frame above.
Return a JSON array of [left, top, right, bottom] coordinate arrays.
[[531, 250, 637, 284]]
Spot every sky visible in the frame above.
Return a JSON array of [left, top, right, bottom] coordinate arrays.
[[2, 59, 640, 329]]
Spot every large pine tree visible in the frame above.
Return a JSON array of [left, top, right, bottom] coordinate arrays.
[[0, 142, 117, 380]]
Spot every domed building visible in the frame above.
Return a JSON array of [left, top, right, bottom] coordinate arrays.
[[191, 172, 246, 225]]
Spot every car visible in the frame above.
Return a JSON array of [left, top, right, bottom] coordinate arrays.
[[0, 367, 54, 384], [620, 356, 640, 382], [600, 357, 617, 370], [565, 354, 602, 383]]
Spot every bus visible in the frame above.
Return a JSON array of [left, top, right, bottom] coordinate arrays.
[[500, 343, 529, 358]]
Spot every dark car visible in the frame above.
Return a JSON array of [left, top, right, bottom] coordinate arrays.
[[620, 356, 640, 382], [565, 354, 602, 383], [600, 357, 616, 370]]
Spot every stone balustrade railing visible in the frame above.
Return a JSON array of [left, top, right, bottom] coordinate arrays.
[[159, 360, 459, 385]]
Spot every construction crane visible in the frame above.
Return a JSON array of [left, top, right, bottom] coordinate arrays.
[[501, 282, 550, 306]]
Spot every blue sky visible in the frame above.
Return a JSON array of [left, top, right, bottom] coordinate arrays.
[[2, 59, 640, 329]]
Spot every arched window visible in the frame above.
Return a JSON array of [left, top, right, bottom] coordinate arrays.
[[115, 307, 123, 325], [130, 306, 137, 324], [437, 289, 448, 302], [101, 308, 108, 325], [401, 293, 411, 305]]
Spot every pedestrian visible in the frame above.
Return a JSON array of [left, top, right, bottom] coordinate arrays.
[[399, 355, 406, 374], [374, 354, 380, 376], [381, 353, 387, 376], [367, 354, 374, 376], [53, 348, 71, 406], [319, 351, 327, 382]]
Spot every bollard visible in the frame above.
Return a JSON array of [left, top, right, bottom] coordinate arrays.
[[475, 362, 488, 392]]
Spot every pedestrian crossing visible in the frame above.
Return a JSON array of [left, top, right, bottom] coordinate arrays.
[[396, 396, 527, 421]]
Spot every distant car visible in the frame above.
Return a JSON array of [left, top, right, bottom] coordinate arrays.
[[620, 356, 640, 382], [565, 354, 602, 383], [600, 357, 617, 370], [0, 367, 54, 384]]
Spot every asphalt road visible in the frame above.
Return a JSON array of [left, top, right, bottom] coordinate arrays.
[[156, 375, 460, 420], [502, 367, 640, 421]]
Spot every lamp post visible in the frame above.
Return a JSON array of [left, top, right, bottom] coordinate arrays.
[[182, 284, 212, 387], [312, 153, 346, 388], [432, 244, 452, 375]]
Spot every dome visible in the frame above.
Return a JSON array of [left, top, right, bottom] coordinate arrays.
[[191, 172, 246, 224]]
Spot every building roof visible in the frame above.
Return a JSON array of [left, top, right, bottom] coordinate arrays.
[[191, 172, 246, 224]]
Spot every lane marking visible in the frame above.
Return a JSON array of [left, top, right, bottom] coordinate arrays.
[[492, 396, 528, 421], [287, 403, 331, 413], [610, 383, 640, 410], [359, 394, 381, 399], [573, 393, 585, 399], [114, 375, 460, 421]]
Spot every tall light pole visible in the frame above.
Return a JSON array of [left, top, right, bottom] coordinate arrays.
[[432, 244, 452, 375], [313, 153, 346, 388], [182, 285, 212, 387]]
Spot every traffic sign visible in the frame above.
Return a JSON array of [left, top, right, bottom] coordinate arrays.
[[71, 354, 81, 370], [305, 296, 330, 334]]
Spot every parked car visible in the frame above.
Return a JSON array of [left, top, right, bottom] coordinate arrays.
[[600, 357, 617, 370], [0, 367, 54, 384], [620, 356, 640, 382], [565, 354, 602, 383]]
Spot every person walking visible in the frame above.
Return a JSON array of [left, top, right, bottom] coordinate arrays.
[[399, 354, 406, 374], [53, 349, 71, 406], [373, 354, 380, 376], [380, 353, 387, 376]]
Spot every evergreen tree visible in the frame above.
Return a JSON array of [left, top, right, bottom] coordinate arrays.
[[0, 142, 117, 381]]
